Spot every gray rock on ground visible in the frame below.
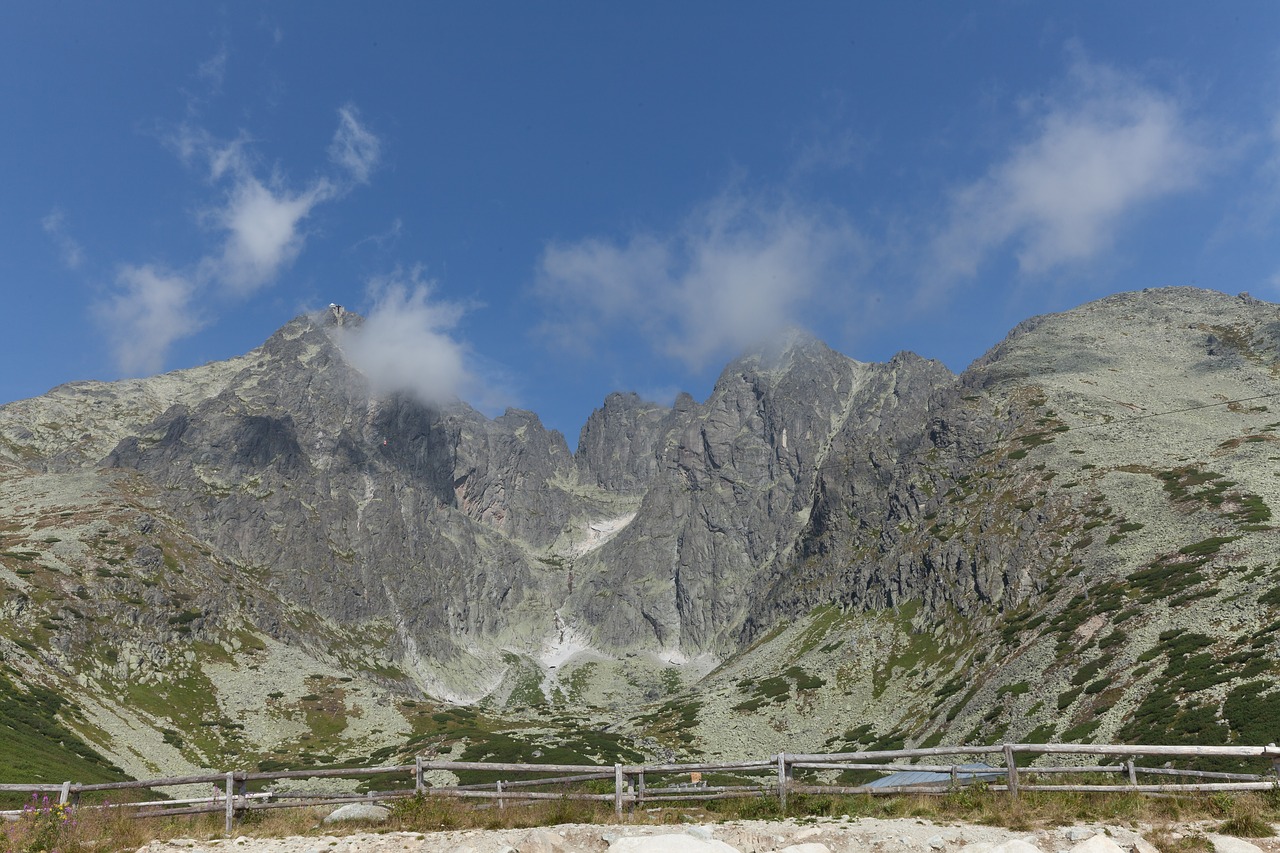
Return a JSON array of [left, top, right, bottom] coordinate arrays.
[[321, 803, 391, 824], [1207, 836, 1267, 853]]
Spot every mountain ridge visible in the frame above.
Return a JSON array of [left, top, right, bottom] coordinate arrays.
[[1, 286, 1278, 781]]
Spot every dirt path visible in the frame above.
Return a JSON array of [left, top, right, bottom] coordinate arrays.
[[131, 816, 1280, 853]]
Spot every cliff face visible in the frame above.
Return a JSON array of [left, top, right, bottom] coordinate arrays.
[[1, 287, 1278, 778], [574, 392, 670, 495], [565, 337, 954, 656]]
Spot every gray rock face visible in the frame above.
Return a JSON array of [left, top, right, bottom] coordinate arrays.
[[737, 350, 955, 640], [102, 313, 566, 671], [322, 803, 390, 824], [453, 406, 591, 549], [567, 334, 954, 655], [3, 286, 1278, 726], [575, 392, 670, 494]]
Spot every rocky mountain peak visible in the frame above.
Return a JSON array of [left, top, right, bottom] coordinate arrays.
[[575, 392, 670, 494]]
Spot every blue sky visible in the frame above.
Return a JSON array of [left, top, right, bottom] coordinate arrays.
[[4, 3, 1280, 444]]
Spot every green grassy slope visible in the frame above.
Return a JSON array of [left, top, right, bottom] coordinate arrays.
[[0, 669, 129, 797]]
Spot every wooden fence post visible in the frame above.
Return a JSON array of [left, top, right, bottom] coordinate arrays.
[[1126, 759, 1137, 786], [637, 771, 646, 808], [614, 764, 624, 819], [777, 753, 789, 811], [415, 756, 424, 794], [224, 772, 235, 837], [58, 781, 71, 806], [497, 780, 505, 811], [1003, 744, 1019, 799]]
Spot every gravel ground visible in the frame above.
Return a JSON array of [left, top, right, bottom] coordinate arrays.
[[131, 816, 1280, 853]]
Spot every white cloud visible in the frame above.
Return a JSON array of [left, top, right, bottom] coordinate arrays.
[[341, 269, 473, 407], [164, 124, 251, 184], [166, 125, 334, 296], [329, 105, 381, 184], [96, 105, 381, 375], [161, 109, 381, 299], [97, 265, 203, 376], [42, 208, 84, 269], [211, 175, 334, 296], [928, 57, 1209, 288], [536, 190, 864, 369]]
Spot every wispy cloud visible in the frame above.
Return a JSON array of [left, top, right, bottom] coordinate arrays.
[[42, 208, 84, 270], [340, 268, 475, 407], [97, 265, 203, 376], [350, 217, 403, 254], [196, 45, 228, 92], [536, 189, 866, 369], [167, 125, 335, 296], [209, 175, 334, 296], [95, 104, 379, 374], [330, 104, 381, 185], [926, 56, 1210, 291]]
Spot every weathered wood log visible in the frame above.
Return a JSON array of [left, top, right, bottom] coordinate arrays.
[[789, 746, 1002, 762], [242, 764, 413, 781], [1134, 766, 1272, 782], [74, 774, 230, 792], [449, 771, 613, 791], [631, 791, 770, 802], [1018, 782, 1280, 793], [1004, 744, 1019, 799], [614, 764, 624, 818], [241, 794, 413, 812], [639, 784, 772, 795], [135, 804, 226, 818], [789, 783, 996, 795], [790, 762, 997, 774], [429, 789, 613, 801], [82, 793, 273, 809], [1011, 744, 1280, 758], [265, 790, 403, 799], [422, 760, 601, 774]]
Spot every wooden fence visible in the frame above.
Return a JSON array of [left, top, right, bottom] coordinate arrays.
[[4, 743, 1279, 837]]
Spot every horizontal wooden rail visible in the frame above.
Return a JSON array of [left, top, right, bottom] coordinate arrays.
[[621, 760, 777, 774], [1019, 765, 1125, 774], [451, 771, 615, 791], [242, 765, 414, 782], [1011, 743, 1280, 758], [789, 745, 1003, 763], [437, 789, 614, 801], [1136, 766, 1272, 782], [642, 783, 766, 793], [790, 761, 999, 774], [1019, 782, 1280, 793], [421, 760, 602, 774]]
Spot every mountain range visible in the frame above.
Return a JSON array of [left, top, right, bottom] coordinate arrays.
[[1, 286, 1277, 782]]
